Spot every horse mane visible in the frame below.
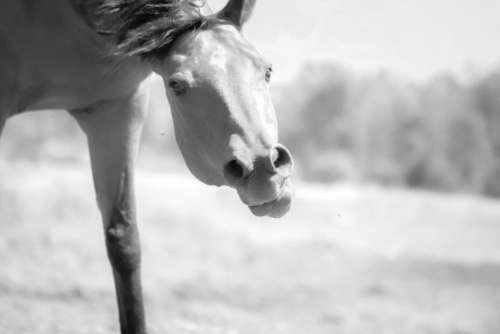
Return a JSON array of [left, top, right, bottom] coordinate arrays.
[[79, 0, 208, 60]]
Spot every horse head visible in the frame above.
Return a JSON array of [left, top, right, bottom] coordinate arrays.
[[106, 0, 294, 218]]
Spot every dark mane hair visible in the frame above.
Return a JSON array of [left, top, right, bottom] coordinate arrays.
[[85, 0, 208, 60]]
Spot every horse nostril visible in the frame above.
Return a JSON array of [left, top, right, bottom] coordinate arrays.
[[223, 159, 251, 184], [271, 145, 293, 174]]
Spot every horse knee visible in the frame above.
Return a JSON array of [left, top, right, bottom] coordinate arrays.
[[105, 206, 141, 273]]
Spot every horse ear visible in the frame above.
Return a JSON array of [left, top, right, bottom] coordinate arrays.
[[217, 0, 257, 28]]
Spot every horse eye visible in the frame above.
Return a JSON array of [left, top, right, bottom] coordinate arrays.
[[168, 78, 188, 96], [265, 66, 273, 83]]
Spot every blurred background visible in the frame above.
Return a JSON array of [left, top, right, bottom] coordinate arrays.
[[1, 0, 500, 333]]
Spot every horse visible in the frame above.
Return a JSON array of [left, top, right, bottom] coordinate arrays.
[[0, 0, 294, 333]]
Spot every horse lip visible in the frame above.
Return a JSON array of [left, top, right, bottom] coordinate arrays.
[[248, 199, 278, 217], [248, 186, 286, 209], [246, 177, 289, 207], [248, 183, 293, 218], [249, 199, 276, 210], [248, 193, 292, 218]]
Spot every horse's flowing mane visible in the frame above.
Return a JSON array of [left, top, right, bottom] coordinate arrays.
[[78, 0, 208, 60]]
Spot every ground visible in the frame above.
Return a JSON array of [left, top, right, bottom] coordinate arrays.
[[1, 163, 500, 334]]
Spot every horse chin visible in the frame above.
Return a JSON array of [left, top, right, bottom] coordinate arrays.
[[248, 179, 293, 219]]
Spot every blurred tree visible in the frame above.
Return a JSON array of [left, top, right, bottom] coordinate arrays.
[[278, 64, 355, 181], [418, 75, 493, 193], [472, 71, 500, 196], [277, 64, 497, 196]]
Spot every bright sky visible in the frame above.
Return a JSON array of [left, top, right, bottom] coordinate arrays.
[[210, 0, 500, 82]]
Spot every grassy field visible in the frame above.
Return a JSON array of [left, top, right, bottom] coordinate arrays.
[[1, 162, 500, 334]]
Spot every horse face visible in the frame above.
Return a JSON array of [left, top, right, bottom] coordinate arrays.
[[154, 1, 294, 218]]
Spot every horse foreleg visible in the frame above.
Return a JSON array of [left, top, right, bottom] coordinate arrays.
[[70, 89, 149, 334], [0, 114, 5, 137]]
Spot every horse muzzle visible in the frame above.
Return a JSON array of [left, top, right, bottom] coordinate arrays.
[[224, 144, 294, 218]]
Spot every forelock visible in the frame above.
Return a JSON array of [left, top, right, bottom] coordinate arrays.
[[93, 0, 208, 60]]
